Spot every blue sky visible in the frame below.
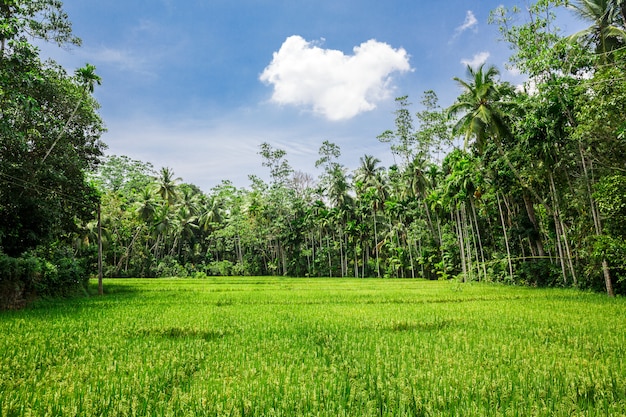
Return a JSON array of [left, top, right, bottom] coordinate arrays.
[[43, 0, 585, 191]]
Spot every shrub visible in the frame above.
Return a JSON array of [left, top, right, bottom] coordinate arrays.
[[155, 256, 189, 278], [0, 247, 91, 309], [207, 260, 234, 276]]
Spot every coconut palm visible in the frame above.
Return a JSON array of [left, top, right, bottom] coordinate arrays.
[[42, 63, 102, 163], [567, 0, 626, 62], [156, 167, 181, 207], [448, 64, 514, 153], [449, 64, 548, 208], [134, 186, 158, 223], [354, 155, 382, 188], [199, 195, 224, 232]]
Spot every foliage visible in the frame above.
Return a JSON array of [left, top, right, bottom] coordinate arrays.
[[4, 0, 626, 299], [0, 248, 89, 309], [0, 0, 105, 300]]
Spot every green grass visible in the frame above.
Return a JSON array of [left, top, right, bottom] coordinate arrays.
[[1, 277, 625, 416]]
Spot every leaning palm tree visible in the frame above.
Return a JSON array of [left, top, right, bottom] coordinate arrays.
[[566, 0, 626, 63]]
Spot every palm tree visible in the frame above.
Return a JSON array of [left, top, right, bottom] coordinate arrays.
[[42, 63, 101, 163], [355, 155, 387, 278], [171, 206, 198, 257], [449, 64, 547, 208], [199, 196, 224, 232], [354, 155, 382, 187], [567, 0, 626, 63], [448, 64, 513, 153], [135, 186, 158, 223], [156, 167, 181, 207]]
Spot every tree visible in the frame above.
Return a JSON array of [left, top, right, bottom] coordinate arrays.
[[567, 0, 626, 62], [156, 167, 181, 207], [0, 0, 80, 60], [259, 142, 293, 187], [42, 63, 101, 163], [377, 96, 416, 165], [0, 2, 105, 257], [448, 64, 514, 153]]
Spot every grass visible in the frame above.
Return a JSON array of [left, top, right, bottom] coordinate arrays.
[[1, 277, 625, 416]]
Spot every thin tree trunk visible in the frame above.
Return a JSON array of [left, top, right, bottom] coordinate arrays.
[[327, 235, 332, 277], [97, 203, 103, 295], [522, 192, 545, 257], [455, 207, 467, 282], [408, 236, 415, 278], [373, 209, 380, 278], [461, 204, 473, 282], [550, 174, 568, 284], [580, 147, 613, 296], [467, 204, 482, 281], [416, 239, 425, 278], [469, 198, 487, 280], [497, 193, 514, 281]]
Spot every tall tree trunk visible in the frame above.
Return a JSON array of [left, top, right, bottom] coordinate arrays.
[[98, 203, 103, 295], [408, 236, 415, 278], [580, 147, 613, 296], [461, 204, 473, 282], [455, 207, 467, 282], [326, 235, 332, 277], [497, 193, 514, 281], [469, 198, 487, 280], [549, 173, 569, 284], [522, 192, 545, 258], [373, 209, 380, 278], [549, 172, 577, 285]]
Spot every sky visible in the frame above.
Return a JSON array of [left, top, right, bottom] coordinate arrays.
[[42, 0, 585, 192]]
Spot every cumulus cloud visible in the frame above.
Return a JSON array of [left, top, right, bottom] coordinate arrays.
[[461, 52, 490, 68], [456, 11, 478, 34], [259, 35, 411, 121]]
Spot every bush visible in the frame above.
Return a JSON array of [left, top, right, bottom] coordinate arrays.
[[0, 253, 40, 309], [207, 260, 234, 276], [516, 259, 561, 287], [32, 246, 89, 297], [0, 247, 90, 309], [155, 256, 189, 277]]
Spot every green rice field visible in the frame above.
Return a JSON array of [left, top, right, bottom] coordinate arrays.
[[1, 277, 625, 416]]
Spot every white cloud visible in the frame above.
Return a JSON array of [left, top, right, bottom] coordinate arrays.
[[456, 11, 478, 34], [260, 35, 411, 121], [461, 52, 490, 69]]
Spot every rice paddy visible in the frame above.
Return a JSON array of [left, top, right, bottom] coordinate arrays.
[[1, 277, 625, 416]]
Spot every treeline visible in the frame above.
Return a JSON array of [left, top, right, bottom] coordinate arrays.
[[2, 0, 626, 306], [91, 0, 626, 296]]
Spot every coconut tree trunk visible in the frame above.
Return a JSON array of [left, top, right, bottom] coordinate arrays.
[[522, 192, 546, 258], [580, 147, 613, 296], [469, 198, 487, 280], [98, 203, 103, 295], [497, 193, 514, 281], [373, 208, 380, 278], [454, 207, 467, 282]]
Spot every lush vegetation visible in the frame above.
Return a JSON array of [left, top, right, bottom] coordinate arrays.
[[1, 278, 625, 416], [2, 0, 626, 307], [88, 0, 626, 296], [0, 0, 105, 306]]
